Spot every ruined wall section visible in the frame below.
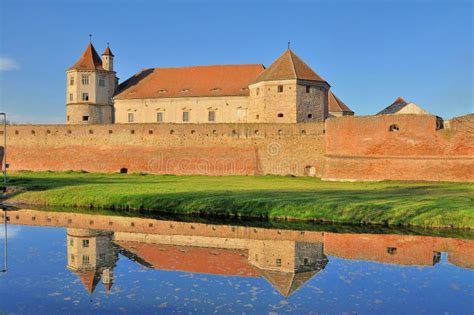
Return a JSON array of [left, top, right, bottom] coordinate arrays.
[[5, 122, 326, 176]]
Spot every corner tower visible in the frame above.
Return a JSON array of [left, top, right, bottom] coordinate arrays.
[[66, 41, 117, 124], [248, 49, 330, 123]]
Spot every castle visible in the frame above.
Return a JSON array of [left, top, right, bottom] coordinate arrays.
[[1, 41, 472, 182], [66, 42, 353, 125]]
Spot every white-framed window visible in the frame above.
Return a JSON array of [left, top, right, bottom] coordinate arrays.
[[82, 75, 90, 85], [69, 93, 73, 101], [82, 93, 89, 101], [157, 112, 164, 122], [183, 111, 189, 122], [98, 76, 105, 87], [208, 110, 215, 122], [128, 113, 134, 123]]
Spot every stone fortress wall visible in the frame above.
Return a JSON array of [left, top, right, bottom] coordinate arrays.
[[5, 121, 326, 176], [3, 113, 474, 181]]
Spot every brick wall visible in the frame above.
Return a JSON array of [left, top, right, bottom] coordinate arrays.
[[323, 114, 474, 181], [3, 114, 473, 181], [5, 122, 325, 176]]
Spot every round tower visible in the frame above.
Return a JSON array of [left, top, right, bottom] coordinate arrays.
[[66, 40, 117, 124]]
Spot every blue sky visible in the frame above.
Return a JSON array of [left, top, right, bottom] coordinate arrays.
[[0, 0, 472, 123]]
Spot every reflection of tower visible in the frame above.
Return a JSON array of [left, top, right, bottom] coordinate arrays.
[[248, 240, 328, 297], [66, 229, 118, 294]]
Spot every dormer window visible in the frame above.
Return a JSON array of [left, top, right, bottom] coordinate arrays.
[[210, 88, 221, 93], [158, 89, 167, 94], [82, 75, 90, 85], [181, 88, 190, 93]]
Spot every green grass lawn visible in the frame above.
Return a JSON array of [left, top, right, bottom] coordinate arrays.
[[5, 171, 474, 229]]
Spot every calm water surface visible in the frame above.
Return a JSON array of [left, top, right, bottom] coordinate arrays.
[[0, 209, 473, 314]]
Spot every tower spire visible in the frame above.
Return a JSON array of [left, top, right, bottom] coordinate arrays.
[[89, 34, 92, 43]]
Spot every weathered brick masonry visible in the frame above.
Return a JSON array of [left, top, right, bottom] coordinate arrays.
[[323, 114, 474, 181], [3, 114, 473, 181], [5, 122, 325, 176]]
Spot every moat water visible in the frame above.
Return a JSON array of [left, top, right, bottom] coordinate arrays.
[[0, 209, 473, 314]]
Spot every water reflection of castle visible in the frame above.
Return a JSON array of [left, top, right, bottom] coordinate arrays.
[[66, 228, 328, 297], [3, 209, 473, 297]]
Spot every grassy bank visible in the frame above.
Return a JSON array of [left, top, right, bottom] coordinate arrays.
[[5, 171, 474, 229]]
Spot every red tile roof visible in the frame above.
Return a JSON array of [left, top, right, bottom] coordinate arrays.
[[102, 46, 114, 57], [116, 241, 259, 277], [68, 43, 104, 71], [114, 64, 264, 100], [329, 91, 353, 114], [251, 49, 326, 84]]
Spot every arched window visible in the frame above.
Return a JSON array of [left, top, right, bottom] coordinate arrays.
[[389, 124, 399, 132]]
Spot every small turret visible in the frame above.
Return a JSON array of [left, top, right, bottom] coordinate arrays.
[[102, 44, 114, 72]]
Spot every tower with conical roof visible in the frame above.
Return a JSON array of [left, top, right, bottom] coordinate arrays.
[[66, 40, 117, 124], [248, 49, 330, 123], [66, 228, 118, 294]]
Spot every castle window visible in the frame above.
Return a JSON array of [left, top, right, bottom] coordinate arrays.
[[306, 86, 311, 93], [67, 116, 70, 122], [82, 255, 90, 265], [82, 116, 89, 122], [304, 258, 309, 265], [81, 75, 90, 85], [389, 124, 399, 132], [70, 254, 75, 263], [308, 113, 313, 119], [183, 111, 190, 122], [82, 93, 89, 101], [208, 110, 216, 122], [256, 88, 260, 95], [82, 240, 89, 248], [99, 254, 106, 262], [128, 113, 134, 123], [69, 76, 74, 85], [277, 113, 284, 118], [276, 259, 282, 266], [387, 247, 397, 255], [70, 238, 74, 246], [277, 85, 283, 93], [157, 112, 164, 122], [69, 93, 73, 101], [98, 76, 105, 87]]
